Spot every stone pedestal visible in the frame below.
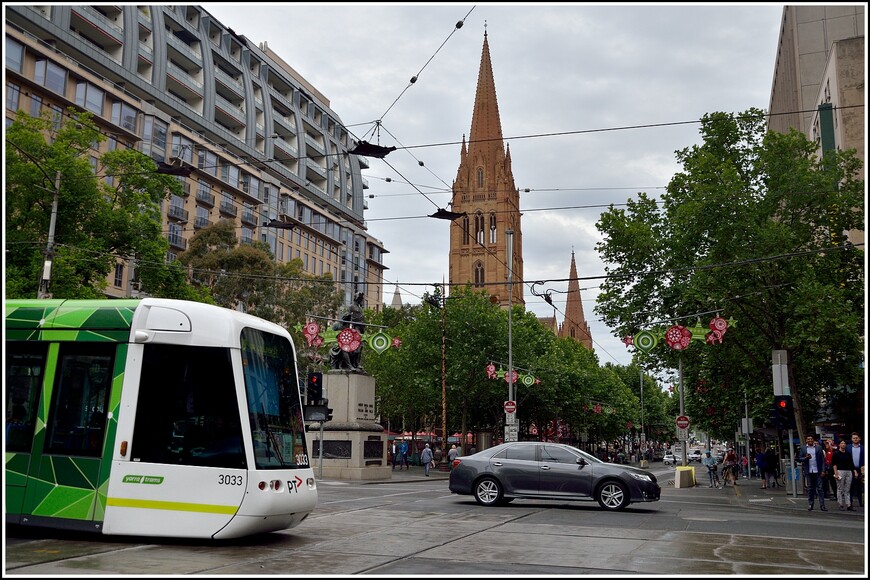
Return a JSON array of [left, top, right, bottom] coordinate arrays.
[[305, 371, 391, 480]]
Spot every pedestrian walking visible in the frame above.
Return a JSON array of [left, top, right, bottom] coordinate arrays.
[[398, 440, 409, 470], [390, 441, 398, 470], [447, 444, 459, 469], [832, 439, 856, 511], [823, 439, 837, 497], [755, 447, 768, 489], [722, 448, 739, 486], [798, 435, 828, 511], [848, 432, 864, 509], [420, 443, 434, 476]]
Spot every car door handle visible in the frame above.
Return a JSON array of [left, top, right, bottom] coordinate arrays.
[[541, 465, 551, 470], [492, 461, 503, 466]]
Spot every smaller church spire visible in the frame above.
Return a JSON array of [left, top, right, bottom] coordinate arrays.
[[460, 133, 467, 158]]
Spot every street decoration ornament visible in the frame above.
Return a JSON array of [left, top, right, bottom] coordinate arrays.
[[623, 316, 734, 352], [484, 363, 540, 386], [295, 320, 400, 358]]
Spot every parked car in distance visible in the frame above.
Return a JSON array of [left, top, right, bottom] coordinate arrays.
[[687, 449, 703, 462], [448, 441, 661, 511], [663, 453, 677, 466]]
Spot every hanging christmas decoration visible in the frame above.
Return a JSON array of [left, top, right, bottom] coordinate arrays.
[[483, 364, 540, 387], [294, 321, 400, 356], [624, 316, 735, 352]]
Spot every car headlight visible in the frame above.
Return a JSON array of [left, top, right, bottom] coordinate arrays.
[[629, 472, 652, 482]]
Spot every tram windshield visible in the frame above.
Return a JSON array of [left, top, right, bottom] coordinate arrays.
[[241, 328, 308, 469]]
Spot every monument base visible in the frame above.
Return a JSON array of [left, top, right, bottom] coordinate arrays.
[[305, 372, 391, 481]]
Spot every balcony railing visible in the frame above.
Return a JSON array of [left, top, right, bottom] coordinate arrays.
[[240, 211, 257, 226], [220, 201, 237, 217], [194, 216, 211, 229], [196, 188, 215, 206], [168, 234, 187, 250], [168, 205, 189, 222]]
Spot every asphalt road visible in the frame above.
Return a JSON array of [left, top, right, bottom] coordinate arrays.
[[5, 464, 866, 576]]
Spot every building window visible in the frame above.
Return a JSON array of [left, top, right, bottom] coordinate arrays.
[[474, 211, 485, 245], [477, 168, 484, 188], [474, 261, 484, 287], [30, 94, 43, 117], [7, 82, 20, 112], [170, 134, 193, 162], [489, 212, 497, 244], [75, 81, 105, 115], [111, 101, 138, 133], [197, 148, 218, 176], [462, 215, 470, 245], [48, 105, 62, 131], [141, 116, 168, 160], [6, 37, 24, 73], [220, 162, 239, 188], [114, 263, 124, 287], [34, 59, 67, 95]]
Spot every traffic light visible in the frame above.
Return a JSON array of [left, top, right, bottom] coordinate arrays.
[[773, 395, 796, 429], [326, 406, 334, 422], [307, 372, 322, 403]]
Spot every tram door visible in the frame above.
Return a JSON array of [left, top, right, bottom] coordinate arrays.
[[19, 342, 119, 529], [5, 343, 48, 521]]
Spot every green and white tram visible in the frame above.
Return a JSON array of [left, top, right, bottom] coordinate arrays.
[[5, 298, 317, 539]]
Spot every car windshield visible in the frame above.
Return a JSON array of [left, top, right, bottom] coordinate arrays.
[[564, 444, 604, 464]]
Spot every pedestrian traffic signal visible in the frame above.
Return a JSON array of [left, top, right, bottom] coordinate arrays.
[[307, 372, 322, 403], [773, 395, 796, 429]]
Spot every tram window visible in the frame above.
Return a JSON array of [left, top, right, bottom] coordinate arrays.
[[44, 344, 115, 457], [5, 343, 47, 453], [132, 344, 245, 469]]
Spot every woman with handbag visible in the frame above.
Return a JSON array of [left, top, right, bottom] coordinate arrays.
[[421, 443, 434, 477]]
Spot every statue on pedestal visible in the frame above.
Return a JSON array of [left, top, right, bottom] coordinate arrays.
[[329, 291, 366, 372]]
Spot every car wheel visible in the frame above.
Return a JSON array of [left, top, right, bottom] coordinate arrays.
[[596, 480, 629, 511], [473, 477, 503, 506]]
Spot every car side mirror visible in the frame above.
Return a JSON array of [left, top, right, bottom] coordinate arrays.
[[577, 457, 587, 466]]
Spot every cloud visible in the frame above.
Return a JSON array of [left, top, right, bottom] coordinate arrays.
[[201, 3, 784, 367]]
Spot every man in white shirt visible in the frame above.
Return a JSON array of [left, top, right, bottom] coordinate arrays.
[[799, 435, 828, 511]]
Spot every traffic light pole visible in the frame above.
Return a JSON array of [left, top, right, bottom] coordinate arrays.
[[319, 421, 324, 480], [787, 429, 796, 498]]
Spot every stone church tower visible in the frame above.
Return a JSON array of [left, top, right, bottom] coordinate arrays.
[[448, 32, 523, 307], [558, 251, 593, 350]]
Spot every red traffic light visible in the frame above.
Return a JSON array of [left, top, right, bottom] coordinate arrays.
[[777, 400, 787, 408]]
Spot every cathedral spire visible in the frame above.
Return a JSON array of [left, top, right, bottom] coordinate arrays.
[[467, 31, 504, 164], [560, 251, 593, 350]]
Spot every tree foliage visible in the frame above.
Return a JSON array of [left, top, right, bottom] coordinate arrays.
[[594, 109, 864, 443], [177, 220, 342, 348], [5, 109, 187, 298]]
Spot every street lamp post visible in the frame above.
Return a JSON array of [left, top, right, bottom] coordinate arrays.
[[439, 286, 448, 470], [505, 230, 516, 443]]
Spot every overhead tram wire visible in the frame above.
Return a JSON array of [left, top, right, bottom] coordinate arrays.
[[375, 6, 476, 125]]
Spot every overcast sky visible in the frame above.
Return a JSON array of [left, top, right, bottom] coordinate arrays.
[[201, 2, 785, 367]]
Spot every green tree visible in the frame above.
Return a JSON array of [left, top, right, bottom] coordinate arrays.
[[5, 109, 185, 298], [595, 109, 864, 444], [177, 220, 342, 347]]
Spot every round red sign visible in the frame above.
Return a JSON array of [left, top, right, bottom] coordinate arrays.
[[675, 415, 690, 429], [504, 400, 517, 414]]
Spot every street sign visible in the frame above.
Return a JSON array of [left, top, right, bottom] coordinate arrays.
[[506, 412, 516, 425], [675, 415, 690, 429], [504, 400, 517, 414], [505, 424, 518, 442]]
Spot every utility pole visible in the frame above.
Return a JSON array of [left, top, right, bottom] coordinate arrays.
[[37, 170, 62, 299]]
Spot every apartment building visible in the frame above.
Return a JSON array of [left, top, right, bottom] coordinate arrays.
[[4, 5, 387, 311]]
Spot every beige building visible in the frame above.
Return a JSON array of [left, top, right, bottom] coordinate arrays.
[[5, 5, 386, 312], [767, 5, 865, 248]]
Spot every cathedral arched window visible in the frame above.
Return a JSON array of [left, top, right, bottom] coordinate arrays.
[[474, 261, 484, 287], [474, 211, 485, 245], [477, 168, 484, 188], [489, 212, 497, 244], [462, 215, 470, 245]]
